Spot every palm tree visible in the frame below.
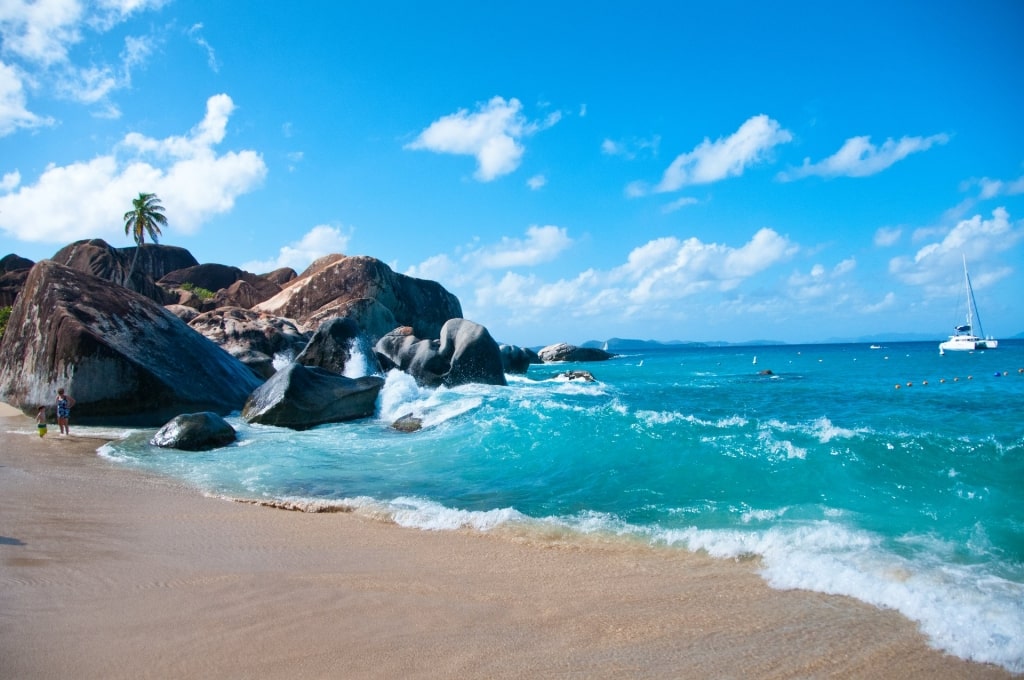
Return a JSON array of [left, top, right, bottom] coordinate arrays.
[[123, 192, 167, 280]]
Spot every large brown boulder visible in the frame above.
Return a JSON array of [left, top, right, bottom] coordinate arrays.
[[188, 307, 310, 379], [51, 239, 196, 304], [0, 261, 262, 425], [0, 254, 34, 306], [261, 267, 298, 287], [253, 254, 462, 341], [374, 319, 506, 388], [241, 361, 384, 430], [209, 278, 281, 310], [158, 264, 285, 312]]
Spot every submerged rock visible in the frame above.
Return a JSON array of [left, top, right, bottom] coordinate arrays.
[[558, 370, 597, 382], [150, 412, 237, 451], [391, 412, 423, 433]]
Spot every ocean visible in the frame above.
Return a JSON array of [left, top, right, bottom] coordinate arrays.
[[100, 340, 1024, 673]]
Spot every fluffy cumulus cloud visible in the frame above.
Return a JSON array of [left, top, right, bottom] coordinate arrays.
[[404, 96, 560, 181], [888, 207, 1021, 296], [779, 133, 949, 181], [410, 226, 799, 334], [0, 94, 267, 243], [241, 224, 352, 274], [627, 115, 792, 196], [612, 228, 798, 306], [786, 258, 856, 301]]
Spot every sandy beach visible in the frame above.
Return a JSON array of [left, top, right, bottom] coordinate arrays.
[[0, 404, 1011, 679]]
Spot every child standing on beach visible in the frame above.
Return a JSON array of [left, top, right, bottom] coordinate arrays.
[[36, 406, 47, 437], [56, 388, 74, 435]]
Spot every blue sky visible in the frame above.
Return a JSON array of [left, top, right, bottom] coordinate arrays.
[[1, 1, 1022, 346]]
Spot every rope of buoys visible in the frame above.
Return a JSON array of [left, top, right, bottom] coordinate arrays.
[[895, 369, 1021, 389]]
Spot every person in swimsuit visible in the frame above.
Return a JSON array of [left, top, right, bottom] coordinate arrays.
[[56, 388, 75, 435]]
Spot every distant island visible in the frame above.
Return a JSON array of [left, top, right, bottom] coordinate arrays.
[[578, 333, 1024, 352]]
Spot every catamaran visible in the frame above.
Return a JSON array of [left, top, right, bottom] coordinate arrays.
[[939, 255, 999, 354]]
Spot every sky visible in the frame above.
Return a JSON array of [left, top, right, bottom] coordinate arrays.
[[1, 1, 1023, 347]]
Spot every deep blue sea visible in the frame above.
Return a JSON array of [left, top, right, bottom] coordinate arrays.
[[100, 340, 1024, 673]]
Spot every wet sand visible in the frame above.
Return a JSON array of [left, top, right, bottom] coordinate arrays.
[[0, 406, 1011, 679]]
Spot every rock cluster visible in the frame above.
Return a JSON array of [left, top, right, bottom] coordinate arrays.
[[0, 239, 617, 440], [374, 319, 506, 388]]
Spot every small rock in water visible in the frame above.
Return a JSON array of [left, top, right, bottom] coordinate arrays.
[[559, 370, 596, 382], [392, 412, 423, 433]]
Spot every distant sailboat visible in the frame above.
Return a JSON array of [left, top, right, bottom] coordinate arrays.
[[939, 255, 999, 354], [752, 355, 757, 365]]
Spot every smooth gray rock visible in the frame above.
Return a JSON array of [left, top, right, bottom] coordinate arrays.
[[150, 412, 237, 451], [538, 342, 615, 363], [241, 362, 384, 429]]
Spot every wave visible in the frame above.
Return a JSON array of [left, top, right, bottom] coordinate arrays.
[[211, 484, 1024, 673], [663, 521, 1024, 673]]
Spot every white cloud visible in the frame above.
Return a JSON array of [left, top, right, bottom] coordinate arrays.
[[241, 224, 352, 274], [0, 0, 164, 124], [476, 225, 573, 269], [0, 170, 20, 191], [0, 0, 83, 66], [647, 115, 792, 194], [860, 292, 896, 314], [779, 133, 949, 181], [662, 196, 699, 214], [0, 93, 267, 243], [527, 174, 546, 190], [786, 258, 855, 301], [968, 174, 1024, 201], [888, 207, 1021, 295], [0, 60, 52, 135], [602, 135, 660, 160], [406, 225, 574, 285], [404, 96, 559, 181], [874, 226, 902, 247], [187, 23, 219, 73], [414, 226, 797, 330]]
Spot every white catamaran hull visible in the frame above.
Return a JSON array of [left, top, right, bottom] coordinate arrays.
[[939, 336, 998, 353]]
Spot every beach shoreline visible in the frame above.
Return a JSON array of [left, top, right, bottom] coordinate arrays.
[[0, 407, 1011, 679]]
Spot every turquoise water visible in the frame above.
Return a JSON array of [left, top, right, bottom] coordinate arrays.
[[101, 341, 1024, 672]]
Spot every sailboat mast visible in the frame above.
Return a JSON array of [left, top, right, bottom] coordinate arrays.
[[964, 254, 985, 338]]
